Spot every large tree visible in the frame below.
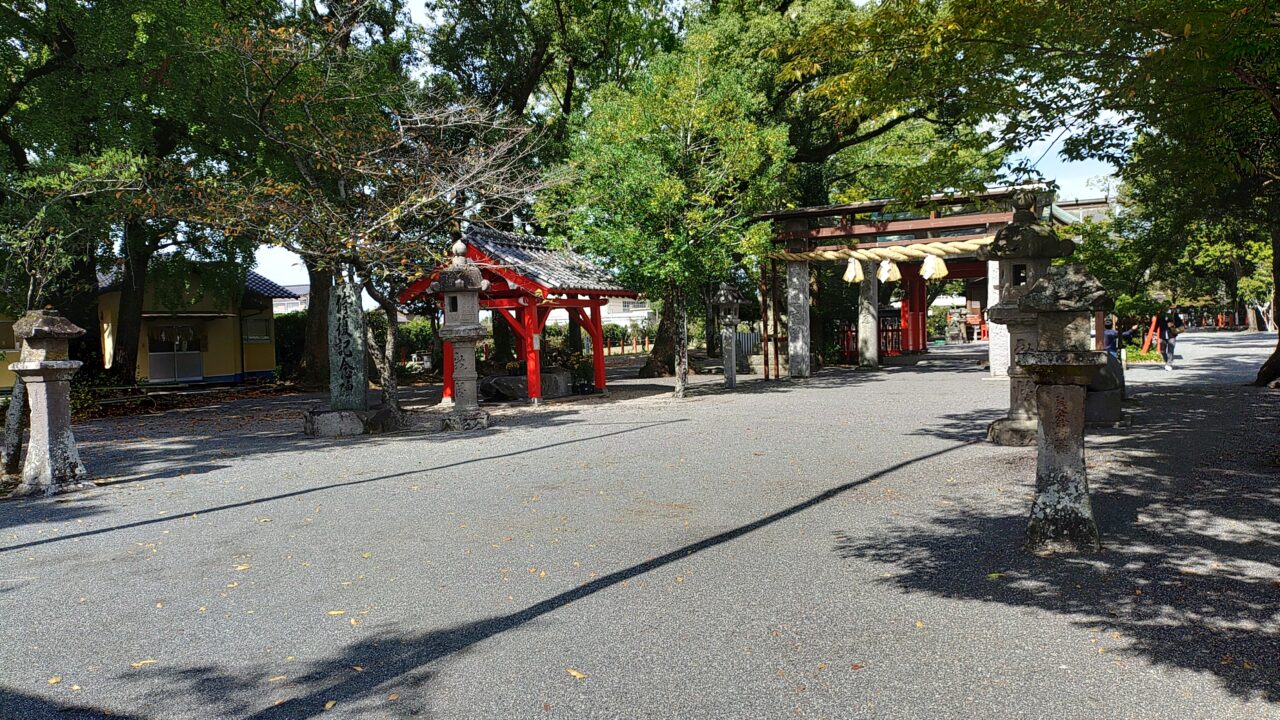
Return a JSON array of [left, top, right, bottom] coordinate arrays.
[[793, 0, 1280, 382], [539, 37, 791, 394], [193, 13, 542, 413]]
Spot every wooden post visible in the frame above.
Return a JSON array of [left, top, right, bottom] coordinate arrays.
[[759, 266, 771, 380], [770, 259, 781, 377]]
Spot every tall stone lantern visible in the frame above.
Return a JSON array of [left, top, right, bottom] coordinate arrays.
[[431, 241, 492, 431], [978, 192, 1076, 446], [7, 310, 94, 496], [1015, 264, 1112, 553], [714, 282, 743, 389]]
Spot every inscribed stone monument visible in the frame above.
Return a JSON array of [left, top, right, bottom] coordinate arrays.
[[329, 283, 368, 412]]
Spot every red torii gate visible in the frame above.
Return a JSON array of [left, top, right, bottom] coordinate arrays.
[[399, 227, 639, 404]]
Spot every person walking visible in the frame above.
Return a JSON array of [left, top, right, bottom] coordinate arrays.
[[1157, 309, 1185, 370]]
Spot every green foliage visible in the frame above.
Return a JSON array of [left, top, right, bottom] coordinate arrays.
[[273, 311, 308, 378], [398, 317, 435, 358], [539, 35, 792, 300], [1126, 348, 1165, 364]]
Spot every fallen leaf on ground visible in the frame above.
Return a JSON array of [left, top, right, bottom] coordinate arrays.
[[352, 666, 364, 672], [361, 553, 372, 559], [268, 675, 287, 683], [915, 620, 925, 629], [817, 662, 828, 671], [234, 564, 252, 571], [48, 677, 61, 685], [327, 610, 346, 616], [850, 663, 865, 671], [324, 700, 336, 710], [565, 668, 587, 680], [130, 659, 157, 668], [986, 572, 1004, 580], [387, 693, 400, 701]]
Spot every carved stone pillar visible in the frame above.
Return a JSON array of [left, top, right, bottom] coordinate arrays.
[[978, 192, 1076, 446], [432, 241, 492, 431], [7, 310, 93, 497], [1016, 264, 1113, 553], [858, 261, 879, 368]]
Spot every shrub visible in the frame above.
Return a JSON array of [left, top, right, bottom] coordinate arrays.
[[274, 311, 307, 378], [398, 316, 434, 357]]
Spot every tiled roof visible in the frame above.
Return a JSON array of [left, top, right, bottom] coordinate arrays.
[[465, 227, 634, 295], [245, 272, 298, 299], [97, 266, 298, 299]]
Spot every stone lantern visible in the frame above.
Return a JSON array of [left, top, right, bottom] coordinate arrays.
[[713, 282, 743, 389], [7, 310, 93, 496], [1015, 264, 1112, 553], [978, 191, 1076, 446], [431, 240, 492, 431]]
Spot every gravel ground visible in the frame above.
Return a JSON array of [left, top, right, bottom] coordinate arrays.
[[0, 332, 1277, 719]]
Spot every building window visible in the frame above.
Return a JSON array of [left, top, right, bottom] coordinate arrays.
[[0, 320, 14, 350], [242, 318, 272, 343], [622, 300, 649, 313]]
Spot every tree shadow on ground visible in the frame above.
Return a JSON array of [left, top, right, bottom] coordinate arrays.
[[0, 686, 145, 719], [834, 379, 1280, 703], [0, 415, 690, 552], [108, 441, 981, 719]]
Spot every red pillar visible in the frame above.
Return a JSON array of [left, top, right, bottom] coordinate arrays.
[[583, 304, 607, 391], [522, 307, 543, 403], [900, 273, 914, 353], [443, 340, 455, 400], [899, 266, 928, 353]]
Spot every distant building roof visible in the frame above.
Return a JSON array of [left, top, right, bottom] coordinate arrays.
[[98, 267, 298, 300], [282, 284, 311, 297], [465, 227, 634, 296], [245, 272, 299, 299]]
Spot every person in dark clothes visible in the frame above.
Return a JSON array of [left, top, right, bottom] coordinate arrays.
[[1103, 318, 1138, 358], [1157, 309, 1185, 370]]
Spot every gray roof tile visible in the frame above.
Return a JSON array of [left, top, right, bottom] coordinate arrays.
[[465, 227, 634, 295]]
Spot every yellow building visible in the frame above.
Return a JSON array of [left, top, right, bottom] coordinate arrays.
[[1, 270, 296, 389]]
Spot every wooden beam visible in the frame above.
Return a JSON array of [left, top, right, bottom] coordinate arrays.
[[812, 231, 999, 254], [776, 212, 1011, 243]]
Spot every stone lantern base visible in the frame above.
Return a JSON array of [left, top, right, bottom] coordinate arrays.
[[987, 417, 1038, 446], [442, 409, 491, 432], [303, 407, 401, 437], [8, 361, 94, 497]]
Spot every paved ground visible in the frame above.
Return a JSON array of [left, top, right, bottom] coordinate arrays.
[[1, 332, 1277, 719]]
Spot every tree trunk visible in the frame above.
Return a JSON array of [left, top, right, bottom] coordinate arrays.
[[567, 301, 583, 354], [639, 294, 678, 378], [704, 284, 720, 357], [1254, 219, 1280, 386], [365, 288, 403, 415], [2, 377, 26, 477], [110, 219, 158, 384], [674, 291, 689, 398], [61, 244, 105, 374], [492, 313, 516, 363], [302, 260, 332, 389]]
